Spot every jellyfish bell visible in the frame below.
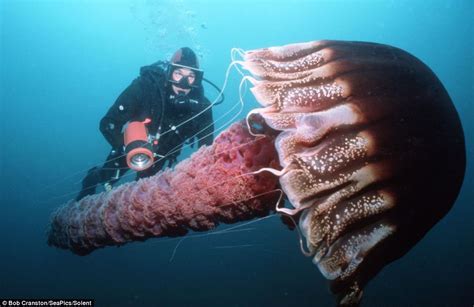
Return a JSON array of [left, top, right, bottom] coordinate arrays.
[[242, 40, 466, 305]]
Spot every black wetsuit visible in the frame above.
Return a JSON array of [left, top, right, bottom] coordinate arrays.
[[77, 61, 214, 200]]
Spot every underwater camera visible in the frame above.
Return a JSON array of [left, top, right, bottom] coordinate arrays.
[[124, 119, 155, 171]]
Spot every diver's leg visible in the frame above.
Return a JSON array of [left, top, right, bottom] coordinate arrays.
[[101, 149, 129, 190], [76, 150, 127, 201], [76, 166, 102, 201], [103, 159, 129, 191]]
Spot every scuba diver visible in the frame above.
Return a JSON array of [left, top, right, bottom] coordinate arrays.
[[77, 47, 222, 201]]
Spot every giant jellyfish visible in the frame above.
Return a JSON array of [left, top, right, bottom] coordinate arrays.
[[48, 40, 465, 306]]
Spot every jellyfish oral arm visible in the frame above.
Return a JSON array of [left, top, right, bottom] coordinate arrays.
[[47, 122, 280, 256]]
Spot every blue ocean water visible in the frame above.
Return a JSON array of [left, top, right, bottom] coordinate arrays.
[[1, 0, 473, 306]]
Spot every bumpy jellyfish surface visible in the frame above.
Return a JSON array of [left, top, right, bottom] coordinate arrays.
[[241, 40, 465, 305], [48, 122, 280, 255]]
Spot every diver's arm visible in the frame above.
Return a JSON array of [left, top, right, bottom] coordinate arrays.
[[197, 98, 215, 147], [99, 78, 142, 149]]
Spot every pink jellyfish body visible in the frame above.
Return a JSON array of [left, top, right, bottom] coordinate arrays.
[[48, 40, 465, 306]]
